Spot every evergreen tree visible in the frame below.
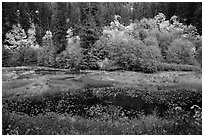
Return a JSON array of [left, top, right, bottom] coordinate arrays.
[[78, 3, 101, 69], [17, 2, 31, 32], [2, 2, 19, 44], [52, 2, 69, 54]]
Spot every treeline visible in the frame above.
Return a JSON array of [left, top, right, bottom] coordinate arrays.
[[2, 2, 202, 73], [3, 2, 202, 45]]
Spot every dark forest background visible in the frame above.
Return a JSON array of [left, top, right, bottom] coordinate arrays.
[[2, 2, 202, 45], [2, 2, 202, 73]]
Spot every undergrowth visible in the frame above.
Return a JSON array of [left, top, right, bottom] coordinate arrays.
[[2, 86, 202, 135]]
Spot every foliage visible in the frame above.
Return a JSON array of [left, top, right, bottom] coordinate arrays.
[[3, 23, 39, 66], [78, 4, 101, 70], [2, 109, 173, 135], [54, 28, 83, 70], [195, 47, 202, 66], [87, 13, 201, 73], [194, 36, 202, 66], [92, 15, 164, 73], [2, 46, 11, 67], [2, 2, 202, 46], [3, 86, 202, 135], [166, 38, 197, 65], [164, 106, 202, 135], [55, 51, 70, 69], [23, 47, 38, 65], [27, 23, 38, 47], [5, 24, 27, 49], [2, 7, 202, 72], [66, 32, 83, 70], [157, 62, 201, 72], [37, 31, 56, 67], [52, 3, 69, 54]]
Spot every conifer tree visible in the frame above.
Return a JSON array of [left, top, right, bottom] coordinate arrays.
[[78, 2, 100, 69], [52, 2, 69, 54]]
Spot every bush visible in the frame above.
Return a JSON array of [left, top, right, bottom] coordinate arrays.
[[166, 38, 198, 65], [23, 47, 38, 65], [2, 46, 11, 67], [93, 24, 162, 73], [37, 31, 57, 67], [151, 30, 173, 60], [157, 62, 201, 72], [55, 50, 70, 69], [91, 13, 204, 73], [7, 46, 27, 67], [195, 47, 202, 67], [66, 36, 83, 70], [37, 47, 56, 67], [140, 59, 158, 73]]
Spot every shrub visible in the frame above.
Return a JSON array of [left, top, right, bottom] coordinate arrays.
[[140, 59, 159, 73], [195, 47, 202, 66], [93, 24, 162, 73], [2, 46, 11, 67], [151, 30, 173, 60], [92, 13, 204, 72], [37, 47, 46, 66], [55, 50, 70, 69], [166, 38, 198, 65], [194, 36, 202, 66], [37, 31, 57, 67], [96, 58, 117, 71], [23, 47, 38, 65], [66, 35, 83, 70], [7, 46, 27, 66], [37, 46, 56, 67], [165, 107, 202, 135], [143, 36, 159, 47], [157, 62, 201, 72]]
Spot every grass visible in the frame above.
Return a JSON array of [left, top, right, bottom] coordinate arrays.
[[0, 109, 174, 135], [2, 86, 202, 135], [3, 106, 201, 135], [2, 67, 202, 135], [2, 79, 33, 90]]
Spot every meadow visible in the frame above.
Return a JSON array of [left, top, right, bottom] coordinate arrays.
[[2, 66, 202, 135]]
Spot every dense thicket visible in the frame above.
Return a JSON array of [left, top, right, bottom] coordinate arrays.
[[2, 2, 202, 73]]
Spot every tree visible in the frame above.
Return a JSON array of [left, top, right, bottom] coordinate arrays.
[[78, 2, 101, 69], [5, 23, 27, 49], [17, 2, 31, 32], [38, 30, 56, 66], [2, 2, 19, 44], [51, 3, 70, 54]]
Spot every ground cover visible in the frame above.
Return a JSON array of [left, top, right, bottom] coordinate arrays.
[[2, 66, 202, 135]]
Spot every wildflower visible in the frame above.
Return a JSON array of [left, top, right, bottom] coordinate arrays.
[[175, 106, 182, 111], [191, 105, 201, 111]]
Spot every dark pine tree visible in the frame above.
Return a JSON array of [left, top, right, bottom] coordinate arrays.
[[51, 2, 69, 54], [78, 2, 100, 69]]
